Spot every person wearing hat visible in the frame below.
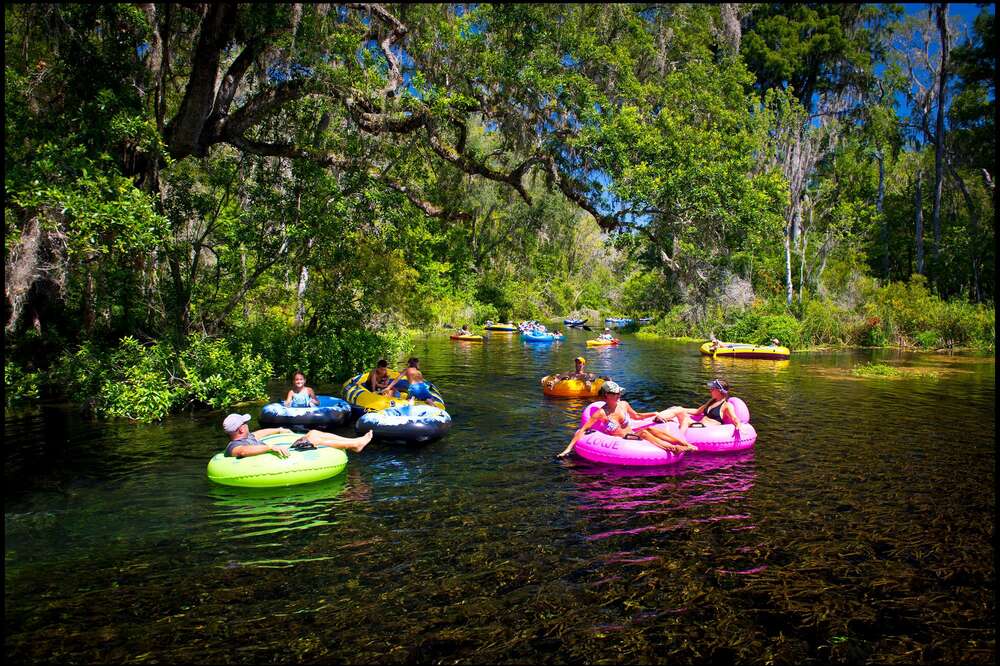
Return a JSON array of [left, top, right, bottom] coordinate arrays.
[[222, 413, 372, 459], [654, 378, 741, 432], [553, 356, 600, 389], [557, 381, 695, 458]]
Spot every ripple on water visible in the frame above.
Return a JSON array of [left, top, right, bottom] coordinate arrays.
[[4, 334, 995, 664]]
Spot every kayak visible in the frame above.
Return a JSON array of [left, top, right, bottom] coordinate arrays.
[[563, 318, 587, 326], [699, 341, 790, 360], [586, 338, 620, 347], [342, 371, 446, 413], [355, 403, 452, 444], [258, 395, 351, 429], [206, 433, 347, 487], [541, 375, 605, 398], [450, 334, 484, 342]]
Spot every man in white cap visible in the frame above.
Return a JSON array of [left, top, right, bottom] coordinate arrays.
[[223, 413, 371, 459]]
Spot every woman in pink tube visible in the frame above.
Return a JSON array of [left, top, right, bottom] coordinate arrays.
[[654, 378, 743, 434], [557, 381, 694, 458]]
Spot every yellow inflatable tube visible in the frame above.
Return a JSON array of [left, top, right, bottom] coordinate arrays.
[[343, 370, 446, 412], [540, 375, 605, 398]]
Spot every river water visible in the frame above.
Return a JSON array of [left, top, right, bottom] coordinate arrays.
[[5, 329, 995, 663]]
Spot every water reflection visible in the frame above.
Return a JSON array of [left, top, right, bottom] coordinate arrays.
[[568, 452, 756, 536], [207, 475, 348, 541], [4, 335, 995, 663]]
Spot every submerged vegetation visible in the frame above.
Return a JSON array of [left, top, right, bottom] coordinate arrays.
[[4, 4, 995, 415], [851, 362, 940, 379]]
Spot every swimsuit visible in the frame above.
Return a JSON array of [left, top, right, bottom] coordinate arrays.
[[289, 389, 313, 407], [704, 399, 727, 423], [593, 403, 630, 435], [407, 381, 433, 401]]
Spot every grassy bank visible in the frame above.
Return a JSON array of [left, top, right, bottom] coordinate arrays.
[[634, 277, 995, 353]]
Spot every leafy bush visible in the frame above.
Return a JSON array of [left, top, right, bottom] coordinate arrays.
[[5, 361, 40, 407], [800, 299, 849, 345], [723, 309, 762, 343], [180, 337, 271, 410], [753, 314, 802, 349], [914, 330, 941, 349], [472, 301, 500, 325], [49, 335, 272, 421], [227, 316, 412, 382]]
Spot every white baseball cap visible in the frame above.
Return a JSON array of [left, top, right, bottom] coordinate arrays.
[[222, 413, 251, 433]]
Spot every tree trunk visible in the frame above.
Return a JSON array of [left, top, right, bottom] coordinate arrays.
[[719, 4, 742, 54], [876, 150, 888, 279], [294, 265, 309, 325], [948, 163, 982, 302], [82, 263, 96, 334], [930, 3, 949, 283], [914, 171, 925, 275], [784, 208, 796, 305]]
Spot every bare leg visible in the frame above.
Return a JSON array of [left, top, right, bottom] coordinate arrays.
[[655, 406, 686, 422], [645, 425, 696, 451], [305, 429, 372, 453], [675, 410, 692, 437], [636, 429, 686, 454]]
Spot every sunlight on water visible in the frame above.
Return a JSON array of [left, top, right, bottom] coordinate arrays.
[[5, 329, 995, 663]]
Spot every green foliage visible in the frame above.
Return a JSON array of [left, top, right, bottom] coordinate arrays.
[[49, 335, 272, 421], [2, 3, 994, 424], [914, 330, 940, 349], [179, 337, 271, 411], [5, 362, 40, 407], [226, 316, 412, 383], [861, 275, 995, 349], [753, 314, 803, 349], [852, 362, 902, 378], [800, 299, 844, 345]]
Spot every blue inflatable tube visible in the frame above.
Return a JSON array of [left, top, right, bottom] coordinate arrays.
[[355, 404, 452, 444], [259, 395, 351, 430], [522, 330, 556, 343]]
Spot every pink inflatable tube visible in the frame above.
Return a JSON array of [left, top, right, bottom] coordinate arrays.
[[573, 399, 757, 466]]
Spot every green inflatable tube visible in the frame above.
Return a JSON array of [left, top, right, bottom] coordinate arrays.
[[206, 433, 347, 488]]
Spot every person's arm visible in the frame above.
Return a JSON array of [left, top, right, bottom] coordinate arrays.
[[557, 410, 604, 457], [253, 427, 291, 438], [723, 402, 741, 431], [384, 370, 405, 393], [283, 390, 295, 406], [626, 402, 656, 420], [308, 388, 319, 406], [232, 437, 290, 459]]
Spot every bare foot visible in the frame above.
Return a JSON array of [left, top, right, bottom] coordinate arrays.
[[352, 431, 373, 452]]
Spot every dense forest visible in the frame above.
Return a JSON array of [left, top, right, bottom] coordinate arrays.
[[5, 3, 995, 419]]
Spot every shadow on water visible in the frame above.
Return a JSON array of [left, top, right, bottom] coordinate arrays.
[[4, 333, 995, 663]]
